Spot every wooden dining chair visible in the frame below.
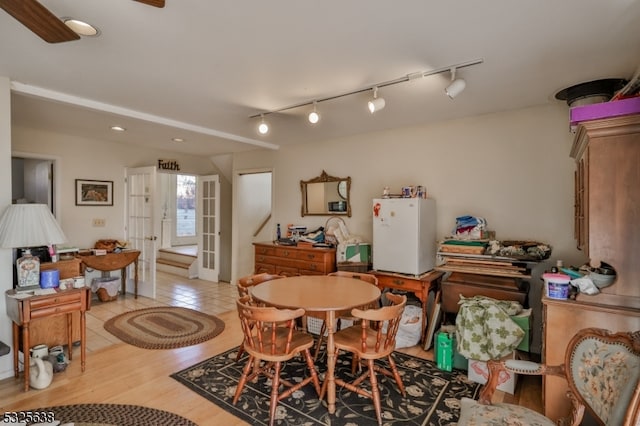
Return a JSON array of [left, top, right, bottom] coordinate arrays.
[[233, 295, 322, 426], [312, 271, 380, 360], [321, 292, 407, 426], [236, 272, 285, 297], [235, 273, 284, 361]]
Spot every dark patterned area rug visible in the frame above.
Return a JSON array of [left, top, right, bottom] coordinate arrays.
[[170, 346, 481, 425], [104, 306, 225, 349], [8, 403, 196, 425]]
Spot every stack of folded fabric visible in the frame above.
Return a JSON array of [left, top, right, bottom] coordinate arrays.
[[453, 215, 487, 240]]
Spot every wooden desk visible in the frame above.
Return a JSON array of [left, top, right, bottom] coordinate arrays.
[[372, 270, 444, 346], [78, 250, 140, 298], [250, 275, 381, 415], [5, 287, 91, 391]]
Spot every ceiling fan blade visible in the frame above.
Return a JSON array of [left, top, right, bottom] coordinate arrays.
[[133, 0, 165, 7], [0, 0, 80, 43]]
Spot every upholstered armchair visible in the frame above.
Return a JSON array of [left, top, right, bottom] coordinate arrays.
[[457, 328, 640, 426]]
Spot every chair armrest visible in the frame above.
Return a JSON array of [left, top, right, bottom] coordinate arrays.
[[477, 359, 566, 404]]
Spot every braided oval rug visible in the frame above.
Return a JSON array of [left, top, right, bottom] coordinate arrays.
[[104, 306, 225, 349], [19, 403, 196, 425]]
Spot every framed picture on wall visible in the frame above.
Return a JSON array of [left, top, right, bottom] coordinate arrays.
[[75, 179, 113, 206]]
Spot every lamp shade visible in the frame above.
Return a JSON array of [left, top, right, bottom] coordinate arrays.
[[0, 204, 67, 248]]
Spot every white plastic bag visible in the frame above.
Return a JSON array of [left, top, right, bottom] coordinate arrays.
[[394, 304, 423, 348]]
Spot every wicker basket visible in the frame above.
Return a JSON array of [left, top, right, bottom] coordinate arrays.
[[96, 287, 118, 302]]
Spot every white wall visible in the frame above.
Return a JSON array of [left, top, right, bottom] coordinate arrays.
[[232, 103, 588, 353], [0, 77, 14, 379], [12, 127, 219, 249]]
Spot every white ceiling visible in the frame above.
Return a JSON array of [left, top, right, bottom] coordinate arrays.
[[1, 0, 639, 157]]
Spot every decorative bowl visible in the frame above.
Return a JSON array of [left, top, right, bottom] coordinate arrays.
[[589, 271, 616, 289]]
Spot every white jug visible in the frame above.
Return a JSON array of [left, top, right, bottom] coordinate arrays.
[[29, 357, 53, 390]]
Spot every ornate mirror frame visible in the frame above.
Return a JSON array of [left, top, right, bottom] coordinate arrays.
[[300, 170, 351, 217]]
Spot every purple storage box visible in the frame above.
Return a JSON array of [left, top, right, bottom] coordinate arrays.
[[570, 96, 640, 126]]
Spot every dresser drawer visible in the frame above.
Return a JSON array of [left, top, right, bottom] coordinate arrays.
[[255, 263, 275, 274], [275, 265, 299, 277], [31, 301, 83, 319], [255, 245, 277, 256], [274, 247, 297, 258], [29, 292, 82, 310], [296, 250, 328, 262], [375, 274, 423, 293]]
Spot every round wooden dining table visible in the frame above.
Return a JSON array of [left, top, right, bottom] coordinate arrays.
[[250, 274, 381, 415]]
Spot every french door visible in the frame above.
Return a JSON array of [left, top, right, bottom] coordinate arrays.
[[197, 175, 220, 282], [125, 166, 158, 298]]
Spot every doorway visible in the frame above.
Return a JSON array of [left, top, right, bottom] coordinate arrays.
[[232, 169, 273, 284], [11, 155, 57, 213]]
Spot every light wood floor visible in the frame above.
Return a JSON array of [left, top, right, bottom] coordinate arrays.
[[0, 271, 542, 424]]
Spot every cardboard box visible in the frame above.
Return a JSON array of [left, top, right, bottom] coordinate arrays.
[[511, 308, 532, 352], [338, 243, 371, 263], [467, 352, 518, 394]]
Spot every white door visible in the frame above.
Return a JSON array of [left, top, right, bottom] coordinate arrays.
[[125, 166, 158, 298], [197, 175, 220, 282]]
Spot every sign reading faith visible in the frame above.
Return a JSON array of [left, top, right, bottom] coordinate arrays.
[[158, 159, 180, 171]]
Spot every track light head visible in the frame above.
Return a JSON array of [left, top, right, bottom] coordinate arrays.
[[445, 67, 466, 99], [368, 87, 386, 113], [257, 114, 269, 134], [308, 101, 320, 124]]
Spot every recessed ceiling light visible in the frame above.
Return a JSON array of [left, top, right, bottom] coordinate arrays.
[[110, 126, 126, 132], [172, 137, 185, 142], [63, 18, 100, 37]]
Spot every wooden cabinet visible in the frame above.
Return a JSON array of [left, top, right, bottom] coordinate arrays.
[[6, 287, 91, 391], [542, 298, 640, 421], [441, 272, 528, 315], [36, 258, 85, 344], [570, 113, 640, 308], [542, 113, 640, 421], [253, 242, 336, 276]]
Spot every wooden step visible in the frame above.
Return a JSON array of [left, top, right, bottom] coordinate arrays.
[[157, 258, 191, 269]]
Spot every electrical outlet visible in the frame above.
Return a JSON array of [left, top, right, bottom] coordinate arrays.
[[92, 218, 106, 227]]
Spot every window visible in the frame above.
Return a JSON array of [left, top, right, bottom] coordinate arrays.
[[176, 174, 196, 238]]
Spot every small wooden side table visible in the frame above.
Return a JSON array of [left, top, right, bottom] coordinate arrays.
[[372, 269, 444, 346], [78, 250, 140, 298], [5, 287, 91, 392]]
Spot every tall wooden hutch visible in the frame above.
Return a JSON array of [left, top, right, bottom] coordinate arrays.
[[542, 113, 640, 421]]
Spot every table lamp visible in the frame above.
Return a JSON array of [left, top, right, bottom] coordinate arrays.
[[0, 204, 68, 289]]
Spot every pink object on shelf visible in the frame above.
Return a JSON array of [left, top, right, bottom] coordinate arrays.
[[570, 96, 640, 126]]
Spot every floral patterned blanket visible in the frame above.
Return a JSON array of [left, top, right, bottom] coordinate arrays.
[[455, 296, 524, 361]]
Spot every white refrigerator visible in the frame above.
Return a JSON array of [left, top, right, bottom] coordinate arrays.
[[372, 198, 437, 275]]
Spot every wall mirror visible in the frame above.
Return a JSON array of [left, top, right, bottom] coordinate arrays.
[[300, 170, 351, 217]]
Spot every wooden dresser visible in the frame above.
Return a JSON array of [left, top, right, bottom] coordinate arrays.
[[253, 242, 336, 276]]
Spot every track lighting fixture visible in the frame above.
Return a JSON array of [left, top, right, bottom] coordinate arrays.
[[308, 101, 320, 124], [257, 114, 269, 135], [249, 58, 483, 133], [445, 67, 466, 99], [367, 87, 386, 113]]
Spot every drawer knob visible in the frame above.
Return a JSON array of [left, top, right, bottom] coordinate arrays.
[[392, 279, 405, 286]]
